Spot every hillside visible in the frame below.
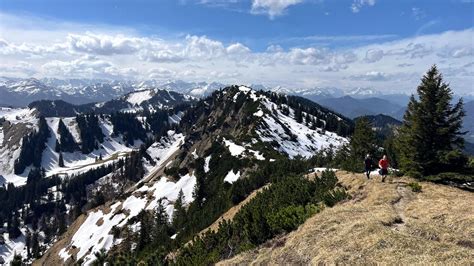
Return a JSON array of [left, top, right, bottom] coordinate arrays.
[[220, 171, 474, 265], [28, 89, 194, 117], [355, 114, 402, 128], [27, 86, 352, 265]]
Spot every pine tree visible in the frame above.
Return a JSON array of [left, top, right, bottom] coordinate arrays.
[[31, 231, 40, 258], [172, 190, 186, 230], [55, 139, 61, 153], [154, 199, 169, 243], [397, 65, 466, 176], [58, 152, 65, 167]]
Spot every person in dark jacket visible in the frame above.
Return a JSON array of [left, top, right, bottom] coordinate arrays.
[[364, 154, 372, 179]]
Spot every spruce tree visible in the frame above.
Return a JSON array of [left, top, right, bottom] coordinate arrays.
[[397, 65, 466, 176], [58, 152, 64, 167], [172, 190, 186, 230], [341, 117, 377, 172]]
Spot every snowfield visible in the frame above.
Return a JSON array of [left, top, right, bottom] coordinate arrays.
[[126, 90, 153, 105], [57, 132, 194, 265], [257, 98, 348, 158], [0, 231, 27, 265], [0, 107, 37, 124]]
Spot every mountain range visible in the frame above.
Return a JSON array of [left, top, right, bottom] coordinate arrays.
[[0, 83, 472, 265]]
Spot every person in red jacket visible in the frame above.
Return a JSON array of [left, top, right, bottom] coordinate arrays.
[[378, 155, 389, 182]]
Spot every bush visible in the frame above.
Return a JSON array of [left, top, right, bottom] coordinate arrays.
[[408, 182, 422, 193], [267, 204, 319, 233]]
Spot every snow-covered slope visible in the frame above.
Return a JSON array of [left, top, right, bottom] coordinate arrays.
[[228, 86, 349, 158], [0, 111, 142, 186], [56, 132, 190, 265]]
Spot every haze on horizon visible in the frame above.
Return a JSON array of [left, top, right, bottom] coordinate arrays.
[[0, 0, 473, 94]]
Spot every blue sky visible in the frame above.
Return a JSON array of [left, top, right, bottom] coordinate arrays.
[[0, 0, 473, 93]]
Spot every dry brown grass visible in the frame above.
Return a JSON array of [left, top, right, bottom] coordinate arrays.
[[219, 172, 474, 265]]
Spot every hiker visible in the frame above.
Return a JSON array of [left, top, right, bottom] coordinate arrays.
[[364, 154, 372, 179], [378, 155, 389, 182]]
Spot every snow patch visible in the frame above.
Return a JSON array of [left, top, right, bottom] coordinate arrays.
[[204, 155, 212, 173], [223, 138, 246, 157], [126, 90, 153, 105], [224, 170, 241, 184]]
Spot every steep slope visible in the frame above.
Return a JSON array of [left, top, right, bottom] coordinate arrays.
[[220, 172, 474, 265], [0, 111, 143, 186], [35, 86, 352, 265]]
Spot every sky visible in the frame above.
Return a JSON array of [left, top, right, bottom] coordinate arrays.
[[0, 0, 473, 94]]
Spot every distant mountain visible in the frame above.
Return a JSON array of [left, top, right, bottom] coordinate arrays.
[[464, 141, 474, 156], [315, 96, 403, 119], [0, 78, 136, 106], [464, 100, 474, 143], [355, 114, 402, 128], [29, 88, 195, 117], [0, 77, 226, 107]]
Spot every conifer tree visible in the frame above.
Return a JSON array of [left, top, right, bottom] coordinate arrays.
[[397, 65, 466, 176], [58, 152, 64, 167], [154, 199, 169, 243], [340, 117, 377, 172], [172, 190, 186, 230]]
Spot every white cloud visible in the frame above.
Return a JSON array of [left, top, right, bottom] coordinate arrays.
[[226, 43, 251, 55], [251, 0, 303, 18], [147, 68, 176, 79], [66, 33, 142, 55], [350, 71, 388, 81], [285, 47, 331, 65], [351, 0, 376, 13], [365, 49, 384, 62], [1, 12, 473, 94], [184, 35, 225, 59]]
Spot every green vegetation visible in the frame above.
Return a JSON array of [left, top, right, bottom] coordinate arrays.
[[396, 65, 467, 177], [408, 182, 422, 192], [14, 116, 51, 174], [110, 112, 147, 146], [76, 113, 105, 154], [56, 118, 79, 153], [175, 170, 346, 265]]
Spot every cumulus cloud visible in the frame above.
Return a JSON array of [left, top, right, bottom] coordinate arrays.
[[285, 47, 331, 65], [180, 35, 226, 60], [365, 48, 384, 62], [226, 43, 251, 55], [41, 56, 137, 79], [251, 0, 303, 18], [351, 0, 376, 13], [266, 44, 284, 53], [1, 12, 473, 94], [66, 33, 142, 55]]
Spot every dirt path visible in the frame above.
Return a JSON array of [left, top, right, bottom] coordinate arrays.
[[219, 172, 474, 265]]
